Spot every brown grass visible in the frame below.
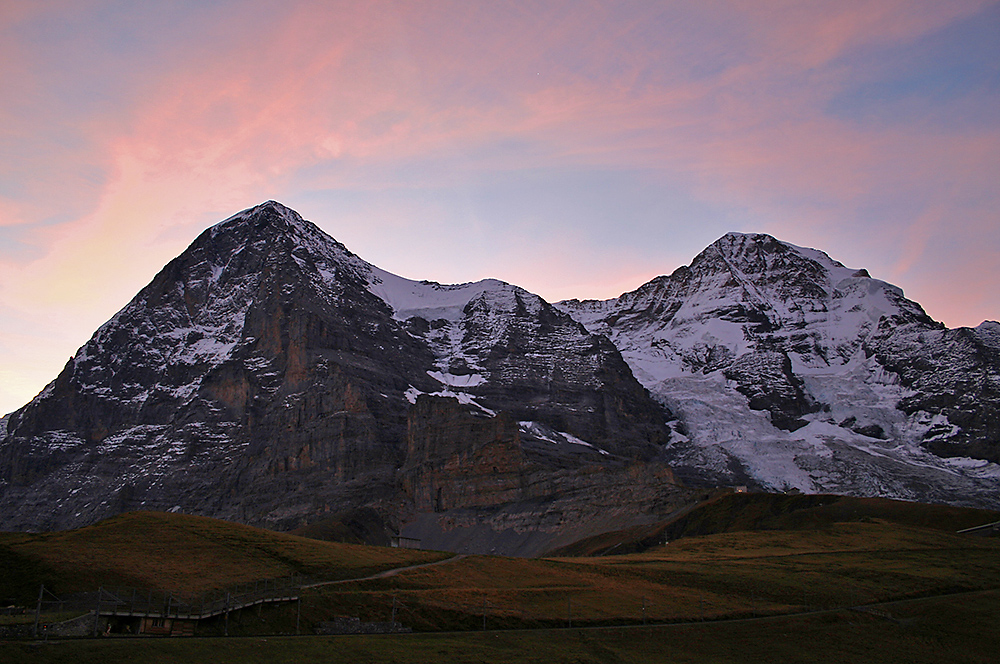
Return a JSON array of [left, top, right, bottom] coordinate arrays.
[[310, 520, 1000, 628], [549, 493, 1000, 557], [2, 503, 999, 642], [8, 590, 994, 663], [0, 511, 449, 597]]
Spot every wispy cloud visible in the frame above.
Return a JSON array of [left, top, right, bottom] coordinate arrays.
[[0, 0, 998, 413]]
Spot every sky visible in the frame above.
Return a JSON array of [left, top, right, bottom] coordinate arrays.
[[1, 0, 999, 416]]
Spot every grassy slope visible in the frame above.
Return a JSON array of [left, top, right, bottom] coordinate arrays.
[[547, 493, 1000, 557], [4, 591, 1000, 664], [2, 497, 1000, 662], [310, 519, 1000, 631], [0, 511, 449, 602], [288, 507, 393, 546]]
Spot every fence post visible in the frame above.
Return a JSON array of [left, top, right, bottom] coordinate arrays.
[[224, 592, 230, 637], [32, 584, 43, 638], [93, 586, 103, 637]]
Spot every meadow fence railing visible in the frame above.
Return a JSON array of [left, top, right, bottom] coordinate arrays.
[[33, 575, 308, 629]]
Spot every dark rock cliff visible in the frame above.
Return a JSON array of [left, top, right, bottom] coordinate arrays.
[[399, 395, 691, 556]]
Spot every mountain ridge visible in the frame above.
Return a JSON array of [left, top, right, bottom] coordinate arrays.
[[556, 229, 1000, 503], [1, 201, 998, 544], [0, 201, 682, 540]]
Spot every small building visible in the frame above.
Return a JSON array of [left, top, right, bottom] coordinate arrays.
[[0, 603, 25, 616], [390, 536, 422, 549], [138, 616, 196, 636]]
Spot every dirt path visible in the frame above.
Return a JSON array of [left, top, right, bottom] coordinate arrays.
[[300, 554, 468, 589]]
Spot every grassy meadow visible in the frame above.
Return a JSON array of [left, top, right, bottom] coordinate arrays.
[[0, 510, 450, 601], [305, 519, 1000, 631], [1, 496, 999, 662], [4, 590, 999, 664]]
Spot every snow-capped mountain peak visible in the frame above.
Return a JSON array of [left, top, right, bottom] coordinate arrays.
[[0, 202, 673, 531], [2, 204, 998, 536], [366, 269, 512, 323], [557, 231, 998, 503]]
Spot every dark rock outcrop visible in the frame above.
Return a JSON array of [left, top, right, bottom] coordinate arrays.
[[403, 395, 529, 512], [865, 319, 1000, 462], [398, 395, 693, 556], [723, 351, 818, 431]]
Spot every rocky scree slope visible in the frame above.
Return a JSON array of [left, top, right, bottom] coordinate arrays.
[[0, 202, 676, 533], [557, 233, 1000, 507]]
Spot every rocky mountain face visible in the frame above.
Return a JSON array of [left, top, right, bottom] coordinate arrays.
[[0, 202, 683, 542], [2, 203, 998, 547], [403, 395, 529, 513], [864, 319, 1000, 462], [557, 233, 1000, 507], [397, 395, 688, 556]]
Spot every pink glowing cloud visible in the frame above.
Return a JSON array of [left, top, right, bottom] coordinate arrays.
[[0, 1, 998, 413]]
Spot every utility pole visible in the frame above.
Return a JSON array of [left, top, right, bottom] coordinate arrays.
[[93, 587, 103, 637], [296, 597, 301, 636], [567, 598, 572, 629], [33, 584, 44, 639], [642, 596, 647, 626]]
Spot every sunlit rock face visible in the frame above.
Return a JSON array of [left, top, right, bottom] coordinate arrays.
[[0, 202, 673, 532], [558, 232, 1000, 507]]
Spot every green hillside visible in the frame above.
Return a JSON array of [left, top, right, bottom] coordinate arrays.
[[547, 492, 1000, 557], [308, 517, 1000, 633], [0, 510, 449, 603], [6, 590, 1000, 664], [3, 498, 1000, 662], [2, 495, 1000, 664]]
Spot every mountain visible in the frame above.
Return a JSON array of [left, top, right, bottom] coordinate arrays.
[[0, 201, 683, 542], [557, 232, 1000, 507], [1, 203, 998, 547]]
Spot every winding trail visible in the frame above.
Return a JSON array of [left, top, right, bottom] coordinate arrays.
[[300, 554, 468, 589]]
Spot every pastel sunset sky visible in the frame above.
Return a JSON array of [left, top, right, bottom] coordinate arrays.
[[1, 1, 998, 415]]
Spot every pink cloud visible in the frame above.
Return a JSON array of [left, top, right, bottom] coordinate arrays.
[[727, 0, 993, 68], [4, 1, 993, 271], [1, 0, 998, 413]]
